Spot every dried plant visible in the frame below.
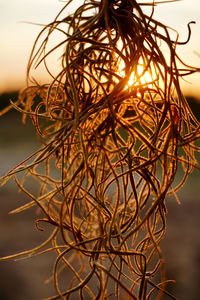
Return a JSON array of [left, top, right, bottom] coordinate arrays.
[[1, 0, 200, 299]]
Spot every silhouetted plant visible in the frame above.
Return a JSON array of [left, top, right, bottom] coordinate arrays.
[[1, 0, 200, 299]]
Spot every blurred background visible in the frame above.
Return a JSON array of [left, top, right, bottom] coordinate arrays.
[[0, 0, 200, 299]]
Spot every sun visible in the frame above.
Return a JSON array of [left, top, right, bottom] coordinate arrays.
[[118, 56, 156, 92]]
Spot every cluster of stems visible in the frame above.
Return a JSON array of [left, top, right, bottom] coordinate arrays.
[[1, 0, 200, 299]]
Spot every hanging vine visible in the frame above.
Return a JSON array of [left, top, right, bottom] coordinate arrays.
[[1, 0, 200, 299]]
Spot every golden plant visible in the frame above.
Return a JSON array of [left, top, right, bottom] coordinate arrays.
[[1, 0, 200, 299]]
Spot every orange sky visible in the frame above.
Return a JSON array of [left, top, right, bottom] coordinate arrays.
[[0, 0, 200, 99]]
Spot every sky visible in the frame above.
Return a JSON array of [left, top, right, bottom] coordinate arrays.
[[0, 0, 200, 98]]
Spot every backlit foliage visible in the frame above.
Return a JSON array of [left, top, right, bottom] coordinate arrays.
[[1, 0, 200, 299]]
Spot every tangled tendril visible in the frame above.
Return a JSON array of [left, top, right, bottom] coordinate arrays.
[[1, 0, 200, 299]]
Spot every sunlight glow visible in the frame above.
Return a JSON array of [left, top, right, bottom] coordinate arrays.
[[118, 56, 157, 96]]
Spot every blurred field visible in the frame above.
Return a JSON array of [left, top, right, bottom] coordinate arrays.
[[0, 92, 199, 300]]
